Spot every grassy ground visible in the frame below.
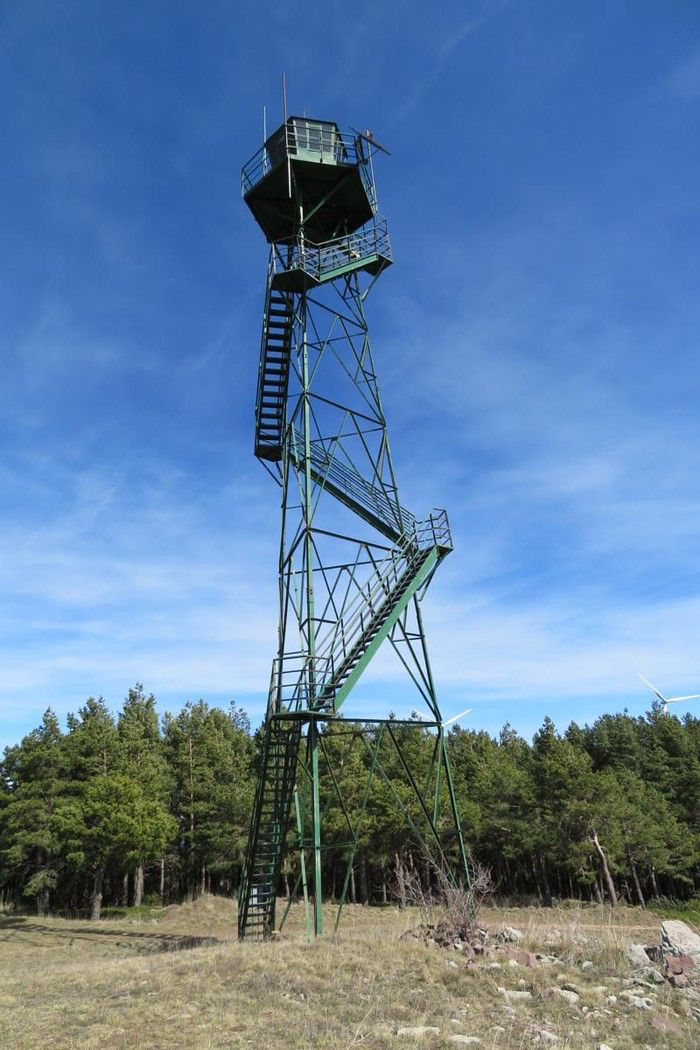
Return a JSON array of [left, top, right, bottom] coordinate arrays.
[[0, 896, 697, 1049], [648, 898, 700, 928]]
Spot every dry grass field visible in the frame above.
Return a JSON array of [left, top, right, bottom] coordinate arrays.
[[0, 896, 697, 1049]]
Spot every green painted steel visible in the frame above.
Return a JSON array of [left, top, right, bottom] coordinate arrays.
[[331, 547, 439, 711], [238, 117, 472, 941]]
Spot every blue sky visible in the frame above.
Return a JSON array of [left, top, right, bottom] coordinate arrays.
[[2, 1, 700, 749]]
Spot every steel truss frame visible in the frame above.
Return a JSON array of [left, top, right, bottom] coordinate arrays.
[[238, 134, 471, 939]]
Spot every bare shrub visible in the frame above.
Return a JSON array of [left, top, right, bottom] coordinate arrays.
[[393, 848, 492, 944]]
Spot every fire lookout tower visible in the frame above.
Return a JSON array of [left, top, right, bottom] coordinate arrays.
[[238, 115, 470, 939]]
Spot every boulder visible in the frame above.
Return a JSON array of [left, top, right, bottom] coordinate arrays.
[[664, 953, 694, 976], [661, 920, 700, 966], [624, 942, 652, 968]]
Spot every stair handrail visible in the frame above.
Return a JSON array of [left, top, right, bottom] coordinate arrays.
[[291, 428, 414, 536], [270, 511, 451, 708], [271, 549, 414, 709], [312, 510, 451, 670]]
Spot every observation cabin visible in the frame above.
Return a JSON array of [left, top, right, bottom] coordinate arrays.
[[241, 117, 392, 292]]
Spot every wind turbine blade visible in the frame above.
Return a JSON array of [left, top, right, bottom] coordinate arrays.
[[638, 673, 667, 702], [667, 694, 700, 703], [442, 707, 472, 729]]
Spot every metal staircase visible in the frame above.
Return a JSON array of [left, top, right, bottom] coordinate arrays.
[[254, 286, 293, 461], [271, 512, 452, 714], [240, 115, 470, 941], [237, 717, 302, 939], [291, 432, 415, 542], [318, 544, 435, 706]]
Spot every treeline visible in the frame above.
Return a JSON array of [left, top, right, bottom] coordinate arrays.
[[1, 687, 699, 918], [451, 713, 700, 906], [0, 687, 254, 919]]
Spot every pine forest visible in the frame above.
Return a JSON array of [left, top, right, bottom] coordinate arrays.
[[1, 685, 699, 920]]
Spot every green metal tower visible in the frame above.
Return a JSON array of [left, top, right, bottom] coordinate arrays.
[[238, 116, 470, 940]]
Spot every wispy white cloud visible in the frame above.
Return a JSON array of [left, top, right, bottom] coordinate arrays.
[[2, 1, 699, 752], [394, 0, 511, 120]]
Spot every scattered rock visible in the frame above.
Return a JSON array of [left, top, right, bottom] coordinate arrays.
[[661, 920, 700, 966], [598, 1044, 615, 1050], [397, 1026, 440, 1038], [403, 923, 488, 953], [624, 943, 652, 968], [668, 973, 689, 989], [448, 1038, 482, 1046], [606, 995, 617, 1006], [536, 1031, 559, 1044], [638, 966, 664, 985], [546, 987, 580, 1006], [581, 960, 595, 972], [496, 926, 524, 943], [619, 990, 652, 1010], [503, 946, 539, 967], [497, 987, 532, 1003]]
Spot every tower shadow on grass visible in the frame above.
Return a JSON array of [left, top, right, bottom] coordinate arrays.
[[0, 916, 222, 954]]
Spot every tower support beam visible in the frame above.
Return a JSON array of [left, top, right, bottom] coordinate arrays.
[[238, 116, 471, 940]]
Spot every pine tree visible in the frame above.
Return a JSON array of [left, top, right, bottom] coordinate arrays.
[[163, 700, 254, 899], [117, 684, 173, 905], [0, 710, 67, 914]]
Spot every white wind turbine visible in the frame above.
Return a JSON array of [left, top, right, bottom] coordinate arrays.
[[638, 674, 700, 715], [441, 707, 472, 729]]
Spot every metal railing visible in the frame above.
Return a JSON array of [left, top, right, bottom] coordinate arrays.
[[291, 428, 412, 538], [241, 121, 377, 211], [272, 220, 391, 284], [269, 511, 451, 710]]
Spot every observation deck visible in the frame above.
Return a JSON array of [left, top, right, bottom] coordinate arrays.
[[270, 219, 392, 291], [241, 117, 377, 243]]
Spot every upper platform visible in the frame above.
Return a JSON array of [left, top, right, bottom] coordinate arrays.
[[241, 117, 378, 243]]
